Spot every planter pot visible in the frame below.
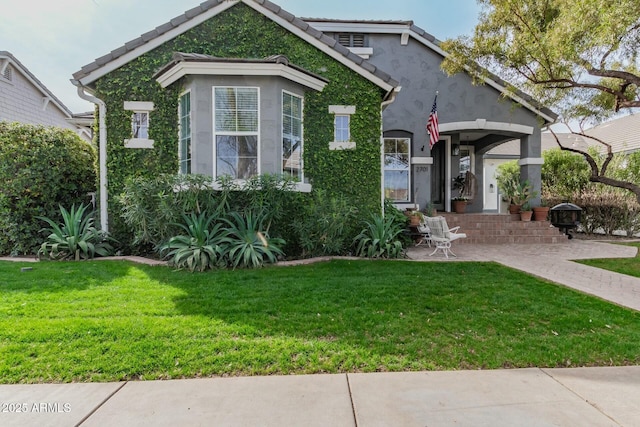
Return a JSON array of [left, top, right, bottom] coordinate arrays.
[[520, 210, 533, 222], [533, 207, 550, 221], [508, 204, 522, 214], [409, 214, 421, 226], [452, 200, 467, 214]]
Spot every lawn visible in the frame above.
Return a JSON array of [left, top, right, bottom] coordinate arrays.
[[1, 259, 639, 384], [577, 242, 640, 278]]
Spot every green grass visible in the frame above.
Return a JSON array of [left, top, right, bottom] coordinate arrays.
[[1, 259, 639, 383], [576, 242, 640, 277]]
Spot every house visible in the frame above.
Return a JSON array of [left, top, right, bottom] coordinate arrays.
[[71, 0, 555, 233], [584, 113, 640, 155], [0, 51, 91, 140]]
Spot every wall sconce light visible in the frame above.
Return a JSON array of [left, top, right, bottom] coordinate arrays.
[[452, 144, 460, 156]]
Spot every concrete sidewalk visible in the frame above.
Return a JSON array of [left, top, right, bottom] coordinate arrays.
[[1, 367, 639, 426], [2, 239, 639, 426]]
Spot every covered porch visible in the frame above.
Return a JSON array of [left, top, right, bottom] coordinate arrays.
[[424, 119, 543, 214]]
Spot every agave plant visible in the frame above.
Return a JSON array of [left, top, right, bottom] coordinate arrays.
[[38, 204, 114, 261], [353, 213, 406, 259], [159, 211, 226, 272], [222, 210, 285, 269]]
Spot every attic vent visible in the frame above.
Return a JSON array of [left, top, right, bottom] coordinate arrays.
[[1, 65, 11, 81], [337, 33, 367, 48]]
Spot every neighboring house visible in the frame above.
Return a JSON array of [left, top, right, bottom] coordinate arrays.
[[0, 51, 91, 140], [584, 113, 640, 155], [71, 0, 554, 232]]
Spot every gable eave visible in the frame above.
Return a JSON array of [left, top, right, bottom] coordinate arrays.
[[1, 51, 74, 118], [72, 0, 398, 94]]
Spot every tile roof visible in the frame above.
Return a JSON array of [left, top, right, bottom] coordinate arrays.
[[72, 0, 398, 90], [153, 52, 329, 84], [584, 114, 640, 154], [486, 132, 593, 157]]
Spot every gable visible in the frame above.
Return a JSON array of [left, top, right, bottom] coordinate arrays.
[[72, 0, 398, 96], [307, 20, 557, 124]]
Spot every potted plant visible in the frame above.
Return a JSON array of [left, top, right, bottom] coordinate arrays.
[[503, 179, 538, 215], [533, 200, 550, 221], [451, 197, 468, 213], [452, 174, 469, 213], [404, 207, 423, 226], [519, 201, 533, 221]]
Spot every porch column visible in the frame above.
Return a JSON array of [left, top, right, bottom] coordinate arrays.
[[519, 129, 542, 206]]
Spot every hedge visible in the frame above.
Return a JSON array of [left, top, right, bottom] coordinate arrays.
[[0, 122, 97, 255]]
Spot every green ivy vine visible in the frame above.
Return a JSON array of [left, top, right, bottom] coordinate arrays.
[[92, 2, 386, 243]]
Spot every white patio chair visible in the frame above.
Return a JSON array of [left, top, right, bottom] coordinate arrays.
[[423, 216, 467, 258]]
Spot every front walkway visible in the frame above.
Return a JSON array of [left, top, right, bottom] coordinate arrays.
[[408, 239, 640, 311]]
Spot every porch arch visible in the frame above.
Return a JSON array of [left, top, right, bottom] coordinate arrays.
[[439, 120, 534, 136]]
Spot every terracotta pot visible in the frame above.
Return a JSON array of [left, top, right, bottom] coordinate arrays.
[[508, 204, 522, 214], [452, 200, 467, 214], [533, 207, 549, 221], [520, 210, 533, 221], [409, 214, 421, 226]]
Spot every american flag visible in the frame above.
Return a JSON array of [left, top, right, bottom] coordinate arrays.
[[426, 95, 439, 149]]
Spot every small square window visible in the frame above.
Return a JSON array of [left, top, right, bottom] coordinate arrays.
[[123, 101, 154, 149], [131, 112, 149, 139], [334, 115, 350, 143]]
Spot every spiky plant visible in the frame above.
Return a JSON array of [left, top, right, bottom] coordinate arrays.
[[37, 204, 114, 261]]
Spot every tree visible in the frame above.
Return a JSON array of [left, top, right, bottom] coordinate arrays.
[[441, 0, 640, 202]]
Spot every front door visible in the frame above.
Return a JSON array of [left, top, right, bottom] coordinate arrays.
[[430, 140, 446, 211]]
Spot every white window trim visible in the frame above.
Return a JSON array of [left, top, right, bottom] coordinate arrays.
[[383, 137, 411, 203], [212, 86, 261, 180], [329, 105, 356, 150], [124, 101, 155, 149], [282, 90, 305, 183], [178, 90, 192, 174]]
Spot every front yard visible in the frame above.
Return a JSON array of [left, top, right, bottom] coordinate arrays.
[[1, 259, 639, 383]]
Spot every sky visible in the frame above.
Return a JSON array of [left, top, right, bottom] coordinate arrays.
[[0, 0, 481, 113]]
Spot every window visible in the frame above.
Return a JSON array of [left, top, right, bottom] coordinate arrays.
[[179, 91, 191, 174], [282, 91, 303, 181], [131, 112, 149, 139], [334, 115, 350, 143], [384, 138, 411, 202], [328, 105, 356, 150], [123, 101, 154, 148], [214, 87, 259, 179]]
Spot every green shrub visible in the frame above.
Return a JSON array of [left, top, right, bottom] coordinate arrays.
[[353, 213, 406, 259], [0, 123, 97, 255], [37, 204, 114, 261], [118, 174, 221, 250], [542, 148, 591, 199], [546, 189, 640, 237], [159, 211, 226, 272], [292, 190, 358, 257], [118, 173, 302, 254]]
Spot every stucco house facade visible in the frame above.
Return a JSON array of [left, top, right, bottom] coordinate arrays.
[[71, 0, 554, 232], [0, 51, 91, 140]]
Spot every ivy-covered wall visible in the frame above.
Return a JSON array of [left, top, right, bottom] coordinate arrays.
[[93, 3, 385, 239]]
